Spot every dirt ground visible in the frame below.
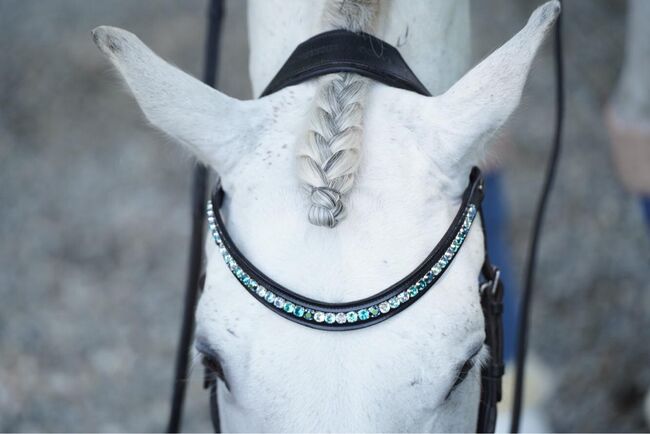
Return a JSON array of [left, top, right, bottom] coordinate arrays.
[[0, 0, 648, 431]]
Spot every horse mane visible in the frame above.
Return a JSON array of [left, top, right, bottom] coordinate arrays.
[[296, 0, 379, 228]]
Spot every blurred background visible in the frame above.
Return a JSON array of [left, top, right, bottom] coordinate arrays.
[[0, 0, 648, 432]]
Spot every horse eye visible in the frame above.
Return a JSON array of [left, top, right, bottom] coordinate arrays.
[[445, 358, 476, 400], [201, 354, 229, 391]]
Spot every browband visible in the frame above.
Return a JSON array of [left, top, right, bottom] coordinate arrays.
[[207, 168, 484, 331], [261, 29, 432, 97]]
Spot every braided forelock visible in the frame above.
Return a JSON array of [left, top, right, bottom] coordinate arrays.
[[297, 0, 379, 228]]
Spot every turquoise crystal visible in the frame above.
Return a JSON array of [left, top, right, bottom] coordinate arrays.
[[346, 311, 358, 323], [325, 313, 336, 324], [293, 305, 305, 317], [358, 309, 370, 320], [283, 302, 295, 313], [408, 286, 419, 297], [264, 292, 276, 303]]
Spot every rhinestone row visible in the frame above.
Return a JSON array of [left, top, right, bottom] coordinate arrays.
[[206, 202, 477, 326]]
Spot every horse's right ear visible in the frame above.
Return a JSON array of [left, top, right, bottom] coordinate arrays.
[[92, 26, 273, 174], [418, 1, 560, 178]]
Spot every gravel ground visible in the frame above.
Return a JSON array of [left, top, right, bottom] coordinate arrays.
[[0, 0, 648, 432]]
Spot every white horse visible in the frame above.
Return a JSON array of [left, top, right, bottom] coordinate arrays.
[[93, 1, 559, 431]]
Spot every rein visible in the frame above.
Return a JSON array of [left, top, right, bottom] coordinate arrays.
[[166, 1, 564, 432]]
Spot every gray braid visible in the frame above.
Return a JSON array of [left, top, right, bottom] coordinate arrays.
[[297, 0, 378, 228]]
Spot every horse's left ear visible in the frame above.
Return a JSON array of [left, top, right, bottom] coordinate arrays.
[[92, 26, 274, 175], [431, 1, 560, 174]]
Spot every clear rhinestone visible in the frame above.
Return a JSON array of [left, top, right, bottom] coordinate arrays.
[[335, 313, 347, 324], [379, 302, 390, 313], [444, 252, 453, 261], [274, 297, 285, 308], [314, 311, 325, 323], [432, 264, 442, 275], [397, 292, 410, 304], [358, 309, 370, 321], [325, 313, 336, 324], [389, 297, 400, 308], [439, 257, 448, 267], [264, 292, 276, 303], [256, 286, 268, 297]]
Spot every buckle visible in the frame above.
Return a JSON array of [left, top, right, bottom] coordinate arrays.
[[480, 268, 501, 296]]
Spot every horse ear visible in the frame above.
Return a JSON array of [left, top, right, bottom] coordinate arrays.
[[92, 26, 271, 174], [433, 1, 560, 174]]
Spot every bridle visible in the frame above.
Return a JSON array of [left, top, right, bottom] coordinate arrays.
[[165, 1, 564, 433]]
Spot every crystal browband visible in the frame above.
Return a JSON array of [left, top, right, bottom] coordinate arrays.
[[206, 168, 484, 331]]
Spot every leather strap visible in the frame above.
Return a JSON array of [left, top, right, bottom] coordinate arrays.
[[476, 200, 505, 433], [476, 264, 504, 432], [210, 168, 483, 331], [261, 29, 431, 97]]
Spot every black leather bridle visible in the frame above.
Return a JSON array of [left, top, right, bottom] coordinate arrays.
[[166, 1, 564, 433]]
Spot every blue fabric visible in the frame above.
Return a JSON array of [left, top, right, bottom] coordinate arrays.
[[482, 172, 518, 361], [642, 197, 650, 227]]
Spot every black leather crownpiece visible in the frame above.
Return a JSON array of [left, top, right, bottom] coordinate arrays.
[[210, 168, 484, 331], [261, 29, 432, 97]]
